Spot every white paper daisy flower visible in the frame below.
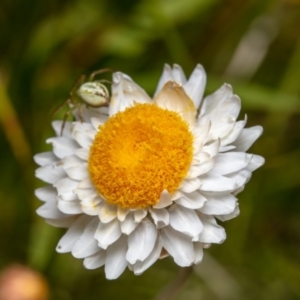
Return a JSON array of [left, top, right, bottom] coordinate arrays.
[[34, 64, 264, 279]]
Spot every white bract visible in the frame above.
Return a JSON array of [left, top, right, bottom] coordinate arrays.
[[35, 63, 264, 280]]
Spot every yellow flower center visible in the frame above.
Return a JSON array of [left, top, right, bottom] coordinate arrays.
[[88, 103, 193, 209]]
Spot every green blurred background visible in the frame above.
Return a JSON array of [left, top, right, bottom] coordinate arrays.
[[0, 0, 300, 299]]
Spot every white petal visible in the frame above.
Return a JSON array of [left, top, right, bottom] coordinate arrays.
[[45, 216, 77, 228], [65, 165, 88, 181], [201, 139, 220, 158], [35, 163, 66, 184], [169, 204, 203, 238], [98, 203, 117, 223], [193, 242, 204, 264], [221, 118, 246, 146], [187, 158, 215, 178], [47, 137, 78, 159], [74, 148, 89, 160], [133, 235, 163, 275], [110, 72, 151, 116], [161, 226, 195, 267], [35, 186, 56, 202], [183, 64, 206, 109], [36, 196, 68, 219], [60, 155, 83, 169], [227, 169, 252, 189], [175, 191, 207, 209], [54, 177, 78, 201], [172, 64, 187, 84], [75, 187, 97, 201], [153, 190, 172, 209], [200, 173, 236, 192], [126, 219, 157, 264], [134, 209, 147, 223], [149, 208, 169, 229], [212, 152, 251, 175], [78, 178, 94, 189], [120, 212, 138, 235], [71, 122, 94, 135], [80, 196, 103, 216], [199, 193, 237, 215], [153, 81, 196, 126], [233, 126, 263, 151], [180, 177, 202, 193], [216, 204, 240, 222], [90, 116, 107, 130], [84, 250, 106, 269], [246, 155, 265, 172], [117, 207, 129, 222], [74, 131, 92, 149], [105, 235, 128, 279], [72, 217, 99, 258], [52, 120, 72, 138], [34, 152, 57, 166], [154, 64, 174, 96], [197, 215, 226, 244], [94, 218, 121, 249], [56, 215, 90, 253], [57, 199, 82, 214]]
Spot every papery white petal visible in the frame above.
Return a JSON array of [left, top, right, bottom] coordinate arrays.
[[149, 208, 169, 229], [35, 186, 56, 202], [180, 177, 202, 193], [133, 235, 163, 275], [126, 219, 157, 264], [74, 131, 92, 149], [169, 204, 203, 238], [153, 190, 172, 209], [175, 191, 207, 209], [37, 197, 67, 219], [187, 159, 215, 178], [246, 155, 265, 172], [194, 242, 204, 264], [56, 215, 90, 253], [46, 137, 78, 159], [98, 203, 117, 223], [233, 126, 263, 151], [35, 163, 66, 184], [94, 218, 121, 249], [84, 250, 106, 269], [221, 117, 247, 146], [154, 64, 174, 96], [54, 177, 78, 201], [46, 217, 77, 228], [65, 165, 88, 181], [78, 178, 94, 189], [90, 116, 107, 130], [72, 218, 99, 258], [212, 152, 251, 175], [197, 215, 226, 244], [183, 64, 206, 109], [200, 173, 236, 192], [134, 209, 147, 223], [105, 235, 128, 279], [216, 204, 240, 222], [74, 148, 89, 160], [120, 212, 138, 235], [161, 226, 195, 267], [172, 64, 187, 84], [199, 193, 237, 215], [57, 199, 82, 214], [52, 120, 72, 138], [110, 72, 151, 116], [61, 155, 84, 169], [34, 152, 57, 166], [117, 207, 129, 222]]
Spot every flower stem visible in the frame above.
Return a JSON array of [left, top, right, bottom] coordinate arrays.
[[155, 266, 193, 300]]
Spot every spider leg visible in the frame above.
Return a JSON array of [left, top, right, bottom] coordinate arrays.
[[89, 68, 114, 81], [60, 107, 73, 136], [52, 98, 72, 118]]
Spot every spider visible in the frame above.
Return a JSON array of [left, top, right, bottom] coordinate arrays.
[[53, 68, 113, 135]]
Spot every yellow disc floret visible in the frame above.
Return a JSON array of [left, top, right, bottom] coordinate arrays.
[[88, 103, 193, 209]]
